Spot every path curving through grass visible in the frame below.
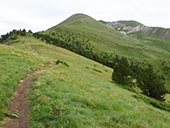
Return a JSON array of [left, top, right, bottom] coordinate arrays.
[[1, 65, 57, 128]]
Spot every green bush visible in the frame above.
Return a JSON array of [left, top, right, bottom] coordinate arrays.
[[112, 57, 133, 86], [92, 68, 102, 73], [137, 64, 167, 101], [56, 60, 62, 64], [56, 60, 69, 67]]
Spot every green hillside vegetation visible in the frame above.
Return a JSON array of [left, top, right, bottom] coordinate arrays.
[[98, 20, 107, 24], [0, 14, 170, 127], [0, 44, 50, 121], [128, 34, 170, 91], [37, 13, 170, 92], [34, 29, 169, 100], [129, 27, 170, 41], [118, 20, 144, 27], [0, 33, 169, 127]]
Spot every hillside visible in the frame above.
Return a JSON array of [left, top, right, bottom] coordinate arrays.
[[40, 13, 170, 92], [0, 34, 170, 127], [117, 20, 144, 27], [0, 43, 51, 125], [104, 20, 170, 40]]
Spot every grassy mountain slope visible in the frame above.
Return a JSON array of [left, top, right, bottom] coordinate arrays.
[[1, 34, 169, 127], [118, 20, 144, 27], [44, 14, 144, 55], [103, 20, 170, 41], [0, 44, 50, 122], [42, 13, 170, 92], [99, 20, 144, 27]]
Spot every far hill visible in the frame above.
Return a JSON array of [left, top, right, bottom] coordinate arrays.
[[103, 20, 170, 40], [118, 20, 144, 27], [40, 13, 170, 92], [59, 13, 97, 26], [98, 20, 107, 24], [98, 20, 144, 27]]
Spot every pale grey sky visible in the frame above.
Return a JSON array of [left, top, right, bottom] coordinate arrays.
[[0, 0, 170, 35]]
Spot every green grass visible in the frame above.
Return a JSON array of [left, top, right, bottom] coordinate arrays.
[[118, 20, 144, 27], [46, 13, 169, 61], [42, 13, 170, 92], [9, 35, 113, 81], [29, 64, 170, 128], [2, 35, 170, 127], [0, 45, 50, 121], [98, 20, 107, 24]]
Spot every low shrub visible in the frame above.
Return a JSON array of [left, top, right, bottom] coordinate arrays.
[[92, 68, 102, 73], [56, 60, 69, 67]]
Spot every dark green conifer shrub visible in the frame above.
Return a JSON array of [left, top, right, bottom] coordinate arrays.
[[112, 57, 133, 86], [56, 60, 69, 67], [137, 64, 167, 101]]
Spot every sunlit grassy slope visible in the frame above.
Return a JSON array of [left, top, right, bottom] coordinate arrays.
[[6, 35, 170, 127], [43, 13, 170, 91], [0, 44, 50, 121]]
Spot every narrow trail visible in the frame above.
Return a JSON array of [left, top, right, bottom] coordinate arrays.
[[1, 65, 57, 128], [24, 36, 40, 54]]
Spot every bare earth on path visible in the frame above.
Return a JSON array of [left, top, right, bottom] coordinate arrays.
[[1, 65, 57, 128]]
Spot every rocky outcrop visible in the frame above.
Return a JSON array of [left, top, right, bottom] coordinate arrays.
[[106, 21, 170, 40]]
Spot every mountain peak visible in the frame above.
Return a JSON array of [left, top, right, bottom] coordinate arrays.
[[71, 13, 90, 17], [59, 13, 95, 26]]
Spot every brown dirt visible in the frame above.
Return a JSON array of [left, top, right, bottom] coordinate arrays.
[[1, 65, 57, 128]]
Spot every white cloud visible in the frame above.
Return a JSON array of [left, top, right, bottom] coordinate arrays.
[[0, 0, 170, 35]]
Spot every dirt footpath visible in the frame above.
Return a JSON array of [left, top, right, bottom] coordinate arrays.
[[1, 65, 57, 128]]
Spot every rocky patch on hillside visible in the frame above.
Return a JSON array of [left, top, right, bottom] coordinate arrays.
[[106, 21, 170, 40]]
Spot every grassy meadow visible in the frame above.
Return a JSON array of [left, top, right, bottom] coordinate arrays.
[[3, 35, 170, 127], [0, 44, 50, 121], [29, 64, 170, 128]]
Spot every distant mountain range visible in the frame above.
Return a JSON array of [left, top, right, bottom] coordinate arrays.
[[99, 20, 170, 40]]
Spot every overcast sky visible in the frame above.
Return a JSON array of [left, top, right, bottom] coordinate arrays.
[[0, 0, 170, 35]]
